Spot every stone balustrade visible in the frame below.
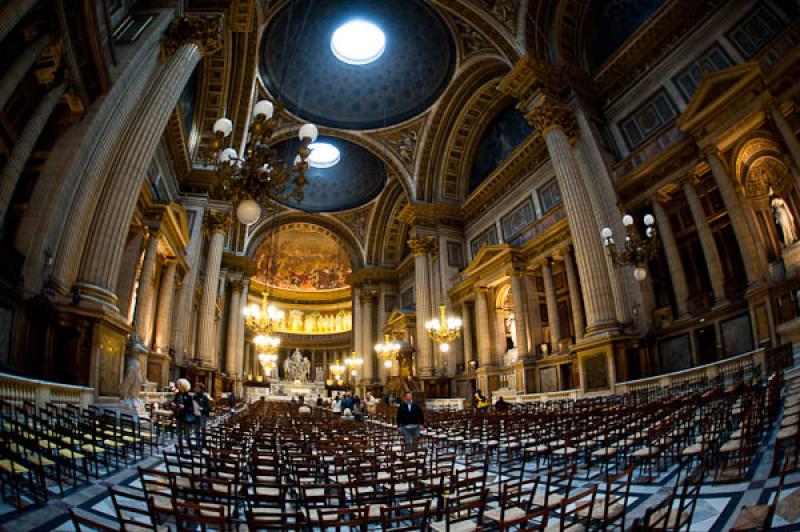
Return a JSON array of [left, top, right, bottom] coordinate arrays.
[[0, 372, 94, 409], [425, 398, 466, 411]]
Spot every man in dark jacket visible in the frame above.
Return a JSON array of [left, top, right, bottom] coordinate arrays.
[[396, 391, 424, 446]]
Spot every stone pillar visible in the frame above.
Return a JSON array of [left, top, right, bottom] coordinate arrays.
[[236, 280, 249, 388], [0, 0, 38, 43], [563, 247, 585, 341], [132, 231, 161, 345], [461, 302, 474, 370], [541, 258, 561, 350], [171, 203, 205, 366], [196, 212, 229, 367], [225, 279, 242, 378], [72, 17, 222, 308], [0, 33, 50, 112], [360, 291, 376, 382], [524, 275, 544, 350], [116, 228, 146, 322], [153, 259, 177, 353], [509, 269, 529, 355], [705, 147, 764, 284], [652, 200, 690, 317], [474, 287, 492, 368], [527, 97, 617, 333], [684, 180, 727, 304], [770, 103, 800, 183], [409, 236, 436, 377], [0, 83, 66, 225], [352, 287, 362, 366], [323, 351, 329, 381]]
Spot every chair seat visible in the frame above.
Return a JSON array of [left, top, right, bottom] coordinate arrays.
[[553, 446, 577, 456], [59, 448, 85, 459], [484, 506, 526, 523], [720, 440, 741, 453], [431, 518, 479, 532], [0, 459, 29, 474], [777, 426, 798, 441], [81, 444, 105, 453], [681, 443, 702, 455], [527, 445, 549, 453], [545, 522, 586, 532], [577, 498, 624, 521], [255, 486, 280, 496], [533, 492, 564, 507], [730, 504, 770, 530], [648, 507, 690, 528], [592, 448, 616, 457], [632, 446, 659, 457]]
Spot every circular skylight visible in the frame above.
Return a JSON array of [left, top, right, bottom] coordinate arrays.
[[331, 20, 386, 65], [307, 142, 341, 168]]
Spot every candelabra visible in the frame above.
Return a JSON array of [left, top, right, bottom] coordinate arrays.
[[374, 334, 400, 359], [600, 213, 659, 281], [244, 292, 284, 349], [329, 359, 346, 383], [206, 99, 319, 225], [258, 352, 278, 378], [344, 351, 364, 379], [425, 304, 463, 352]]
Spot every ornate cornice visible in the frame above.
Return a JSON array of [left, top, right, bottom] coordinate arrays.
[[205, 210, 232, 233], [161, 16, 224, 60], [498, 54, 567, 105], [407, 236, 438, 257], [397, 202, 462, 228], [221, 252, 257, 276], [348, 267, 396, 287], [525, 95, 576, 137]]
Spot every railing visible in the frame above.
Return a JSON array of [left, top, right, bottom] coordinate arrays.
[[615, 348, 766, 395], [507, 389, 580, 404], [0, 372, 94, 410], [425, 398, 466, 411]]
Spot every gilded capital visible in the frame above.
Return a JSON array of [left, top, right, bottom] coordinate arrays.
[[205, 211, 232, 233], [509, 266, 527, 278], [525, 96, 576, 138], [161, 16, 224, 60], [229, 279, 244, 292], [359, 290, 377, 304], [407, 236, 437, 257]]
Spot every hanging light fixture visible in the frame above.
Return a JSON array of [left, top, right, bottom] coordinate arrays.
[[600, 213, 659, 281], [329, 359, 346, 382], [244, 292, 284, 348], [344, 351, 364, 378], [374, 334, 400, 360], [425, 304, 462, 352], [205, 100, 318, 225]]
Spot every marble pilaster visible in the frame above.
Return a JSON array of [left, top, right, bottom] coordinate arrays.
[[652, 200, 690, 317], [524, 275, 544, 350], [770, 104, 800, 187], [563, 247, 585, 341], [116, 228, 146, 322], [153, 259, 177, 353], [541, 259, 561, 350], [509, 269, 529, 355], [408, 236, 436, 377], [132, 231, 160, 345], [474, 287, 492, 368], [684, 180, 727, 304], [196, 212, 229, 367], [225, 279, 242, 378], [461, 302, 474, 370], [360, 291, 376, 382]]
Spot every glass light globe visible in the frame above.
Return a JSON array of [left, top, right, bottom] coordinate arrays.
[[440, 343, 450, 352], [253, 100, 274, 120], [622, 214, 634, 226], [299, 123, 318, 142], [633, 267, 648, 281], [219, 148, 238, 163], [447, 317, 462, 329], [254, 335, 268, 346], [213, 117, 233, 137], [601, 227, 613, 239], [643, 214, 655, 226], [384, 360, 392, 368], [236, 199, 261, 226]]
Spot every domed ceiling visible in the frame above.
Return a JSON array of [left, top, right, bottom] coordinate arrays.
[[260, 0, 456, 130], [272, 136, 386, 212]]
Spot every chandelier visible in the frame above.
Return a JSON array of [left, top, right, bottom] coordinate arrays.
[[244, 292, 284, 349], [601, 214, 659, 281], [207, 99, 319, 225], [329, 359, 346, 382], [344, 351, 364, 377], [425, 304, 462, 352], [374, 334, 400, 359], [258, 352, 278, 377]]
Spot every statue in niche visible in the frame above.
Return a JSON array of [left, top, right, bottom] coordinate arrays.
[[303, 314, 315, 333], [283, 348, 311, 382], [289, 310, 303, 332], [335, 312, 343, 332], [119, 333, 146, 409], [772, 194, 798, 247]]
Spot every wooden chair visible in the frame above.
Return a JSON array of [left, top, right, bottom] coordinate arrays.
[[576, 465, 633, 531], [381, 500, 432, 531], [730, 457, 791, 531], [550, 485, 597, 532], [108, 484, 160, 532], [431, 487, 487, 532], [69, 507, 122, 531], [245, 509, 306, 531]]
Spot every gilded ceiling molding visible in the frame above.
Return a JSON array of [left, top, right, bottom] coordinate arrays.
[[365, 179, 406, 266], [431, 0, 520, 61], [452, 17, 495, 60], [228, 30, 260, 159], [551, 0, 590, 66], [191, 35, 233, 162], [161, 16, 225, 60], [396, 202, 463, 229], [371, 115, 427, 174], [228, 0, 256, 33], [416, 56, 510, 202], [164, 109, 191, 180], [524, 0, 556, 61]]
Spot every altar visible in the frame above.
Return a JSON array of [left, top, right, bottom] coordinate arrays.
[[245, 348, 327, 401]]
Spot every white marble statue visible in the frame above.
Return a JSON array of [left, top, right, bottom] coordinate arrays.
[[772, 195, 798, 247], [119, 333, 146, 409], [283, 348, 311, 382]]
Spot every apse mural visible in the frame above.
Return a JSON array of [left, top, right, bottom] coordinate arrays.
[[255, 227, 351, 291]]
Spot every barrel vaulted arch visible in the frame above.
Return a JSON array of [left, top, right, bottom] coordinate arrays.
[[365, 178, 410, 267]]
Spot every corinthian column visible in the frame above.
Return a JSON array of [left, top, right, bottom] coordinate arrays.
[[360, 291, 376, 382], [769, 103, 800, 188], [684, 181, 727, 304], [652, 200, 689, 317], [73, 17, 222, 309], [541, 258, 561, 350], [0, 0, 38, 43], [0, 33, 50, 112], [132, 231, 161, 344], [153, 259, 177, 353], [509, 269, 529, 355], [527, 97, 616, 333], [225, 279, 242, 377], [461, 302, 474, 369], [0, 83, 66, 224], [563, 247, 585, 341], [705, 147, 764, 284], [409, 236, 436, 377], [196, 212, 230, 367], [524, 276, 543, 349], [236, 280, 249, 386], [474, 287, 493, 368]]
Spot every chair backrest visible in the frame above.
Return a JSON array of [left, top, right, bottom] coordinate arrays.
[[108, 485, 158, 531], [312, 506, 369, 531], [381, 500, 431, 531], [556, 486, 597, 531], [69, 507, 121, 532], [245, 509, 306, 531], [442, 487, 488, 527], [500, 506, 550, 532]]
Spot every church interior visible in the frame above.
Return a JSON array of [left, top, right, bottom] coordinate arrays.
[[0, 0, 799, 529]]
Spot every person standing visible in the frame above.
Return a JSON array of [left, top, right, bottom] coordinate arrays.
[[171, 379, 195, 447], [193, 382, 213, 444], [396, 391, 424, 447]]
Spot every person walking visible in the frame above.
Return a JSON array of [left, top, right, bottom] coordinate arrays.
[[171, 379, 195, 447], [396, 391, 424, 448], [193, 382, 213, 444]]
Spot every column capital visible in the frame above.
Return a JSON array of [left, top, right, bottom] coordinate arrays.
[[700, 143, 723, 160], [524, 95, 577, 138], [229, 279, 244, 292], [205, 211, 232, 234], [509, 266, 528, 278], [407, 236, 437, 256], [359, 290, 377, 304], [161, 16, 224, 60], [474, 286, 489, 295]]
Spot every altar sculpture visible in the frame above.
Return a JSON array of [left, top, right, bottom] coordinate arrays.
[[283, 348, 311, 382]]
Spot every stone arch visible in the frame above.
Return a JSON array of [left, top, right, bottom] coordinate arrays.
[[734, 134, 792, 198], [495, 283, 512, 309], [365, 178, 410, 266]]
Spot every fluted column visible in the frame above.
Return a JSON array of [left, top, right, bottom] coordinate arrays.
[[0, 83, 66, 225], [0, 0, 39, 43], [360, 292, 376, 382], [474, 287, 493, 367], [652, 200, 689, 317], [524, 276, 544, 349], [132, 231, 160, 344], [225, 279, 242, 377], [684, 181, 727, 304], [74, 17, 222, 307], [542, 259, 561, 350], [509, 269, 529, 355], [527, 97, 617, 333], [705, 147, 764, 284], [236, 280, 249, 385], [154, 259, 177, 352], [461, 302, 474, 370], [0, 33, 50, 112], [409, 236, 436, 377], [196, 212, 230, 367], [563, 247, 585, 341], [116, 228, 146, 321], [770, 103, 800, 184]]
